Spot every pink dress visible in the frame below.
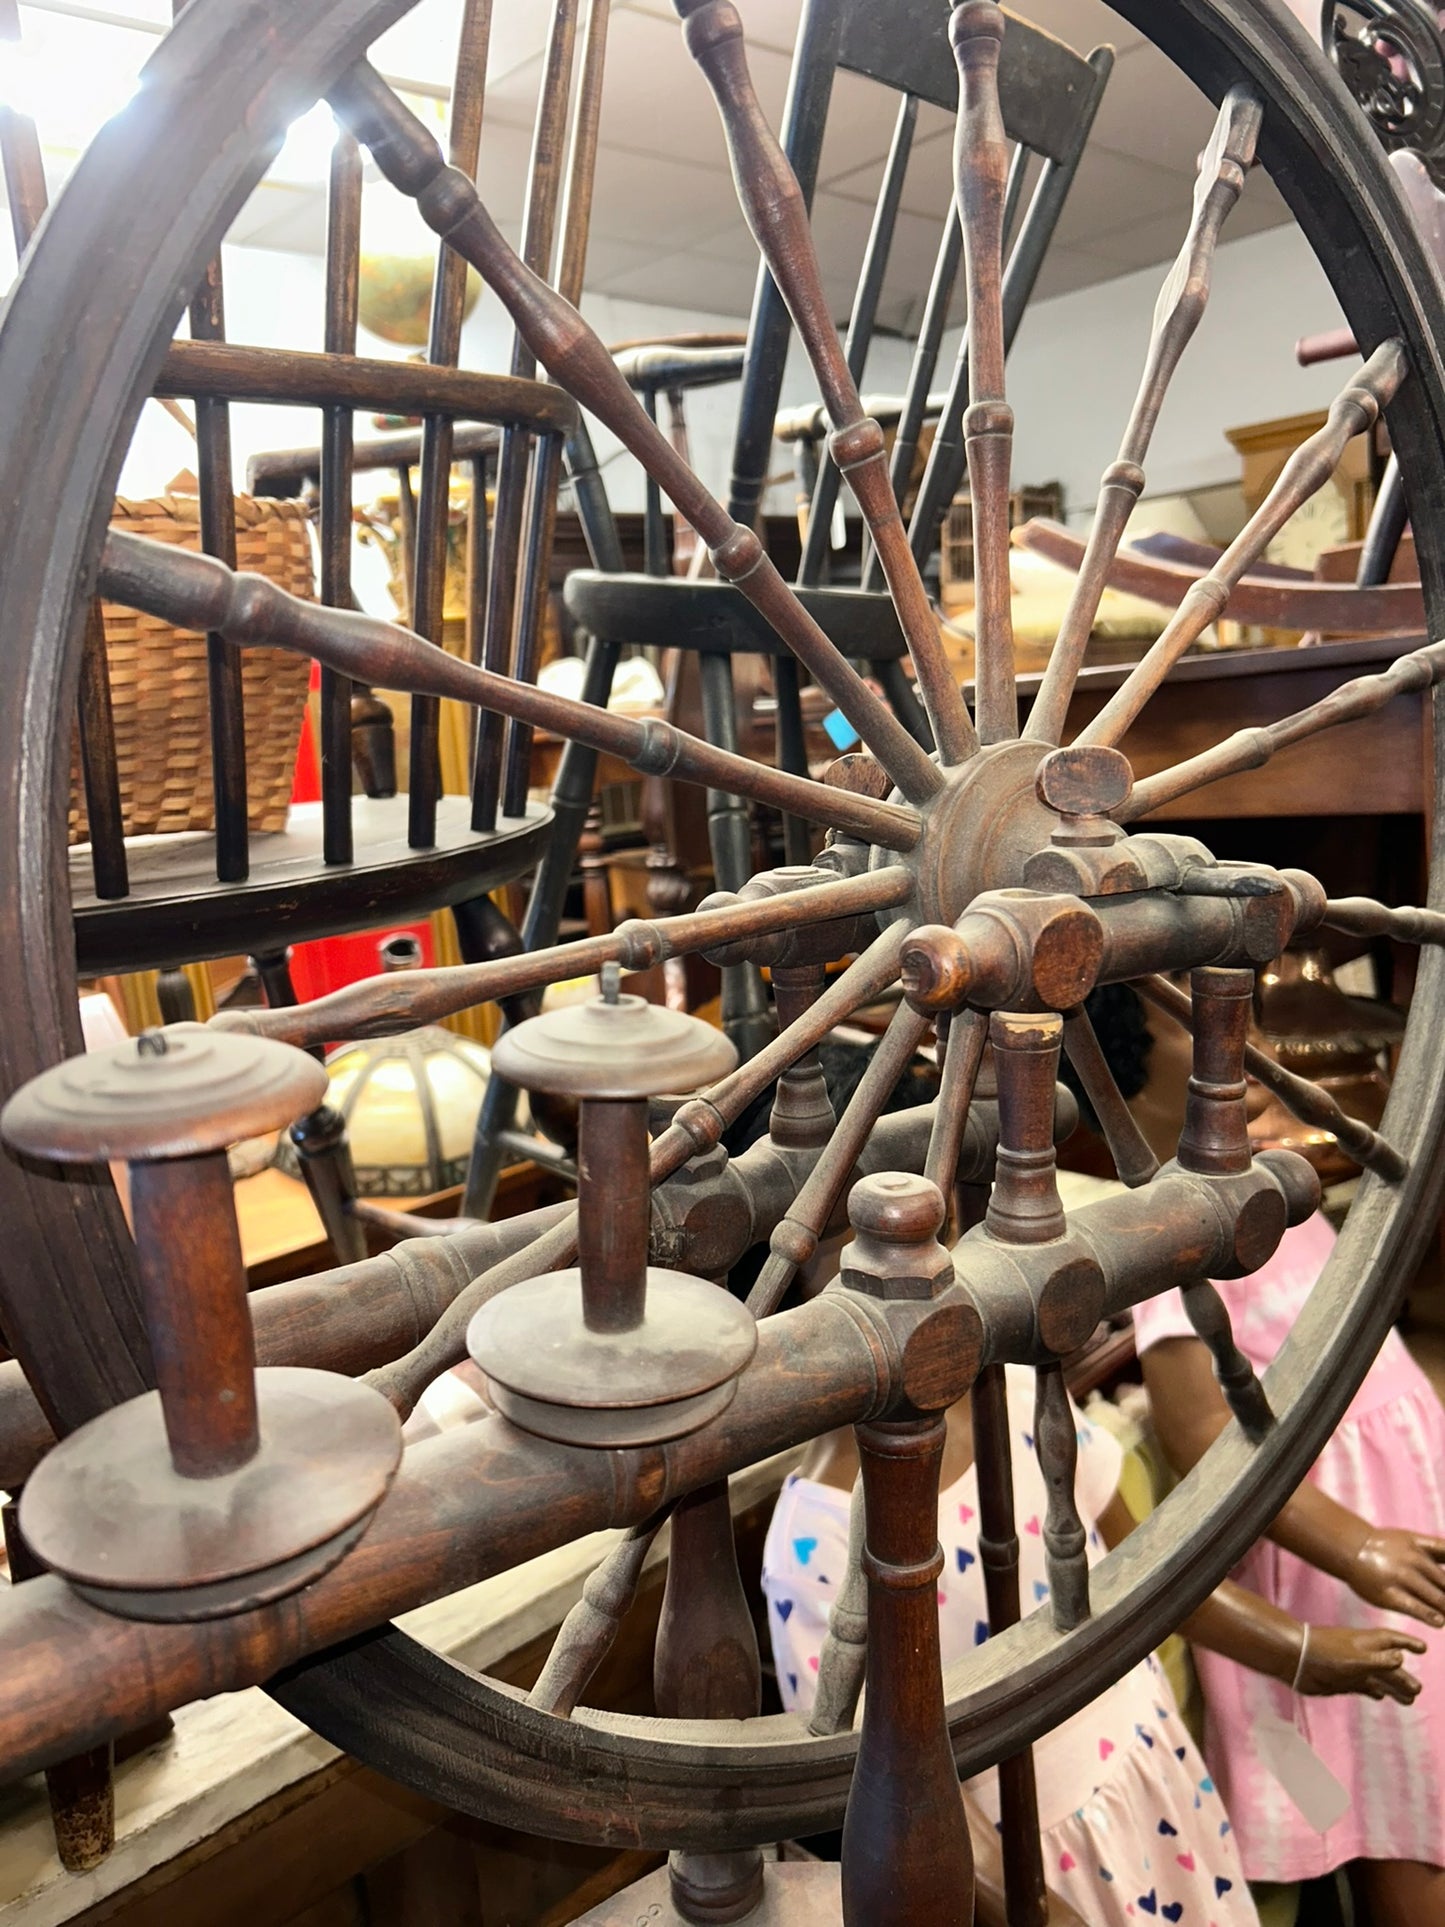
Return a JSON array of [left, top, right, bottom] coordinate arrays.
[[1134, 1212, 1445, 1883], [763, 1366, 1257, 1925]]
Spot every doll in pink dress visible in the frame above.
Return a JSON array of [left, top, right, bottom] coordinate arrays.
[[1137, 1211, 1445, 1925], [764, 1361, 1421, 1927]]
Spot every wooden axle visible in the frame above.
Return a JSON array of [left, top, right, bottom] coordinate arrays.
[[0, 1146, 1320, 1775]]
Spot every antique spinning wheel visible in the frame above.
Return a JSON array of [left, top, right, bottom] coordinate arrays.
[[4, 0, 1445, 1917]]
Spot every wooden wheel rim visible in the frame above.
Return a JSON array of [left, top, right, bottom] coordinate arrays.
[[1, 0, 1444, 1852]]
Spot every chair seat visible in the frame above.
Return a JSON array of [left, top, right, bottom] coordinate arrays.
[[563, 570, 909, 659], [71, 795, 551, 974]]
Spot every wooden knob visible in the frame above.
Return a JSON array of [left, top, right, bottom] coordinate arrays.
[[1034, 745, 1133, 820]]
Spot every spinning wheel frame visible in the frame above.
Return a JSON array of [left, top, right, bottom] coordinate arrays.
[[2, 0, 1445, 1874]]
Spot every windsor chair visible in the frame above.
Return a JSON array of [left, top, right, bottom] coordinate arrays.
[[565, 0, 1112, 864], [0, 0, 618, 1262], [4, 3, 1445, 1925]]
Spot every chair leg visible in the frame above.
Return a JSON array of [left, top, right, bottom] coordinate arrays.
[[291, 1101, 369, 1265], [252, 949, 369, 1265], [697, 653, 772, 1062]]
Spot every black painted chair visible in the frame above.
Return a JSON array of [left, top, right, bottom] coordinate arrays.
[[564, 0, 1112, 1009]]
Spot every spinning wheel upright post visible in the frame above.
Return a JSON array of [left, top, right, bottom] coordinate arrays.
[[4, 0, 1445, 1921]]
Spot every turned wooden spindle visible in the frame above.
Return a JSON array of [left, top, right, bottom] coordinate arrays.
[[472, 969, 757, 1447], [837, 1174, 974, 1925], [952, 1, 1018, 744], [809, 1475, 868, 1737], [845, 1411, 971, 1927], [323, 58, 946, 809], [1034, 1360, 1089, 1631], [675, 0, 977, 767], [1174, 968, 1275, 1442], [985, 1014, 1092, 1639], [656, 1482, 764, 1924], [766, 961, 835, 1154], [0, 1028, 403, 1614], [985, 1012, 1067, 1246], [972, 1362, 1049, 1927], [1177, 966, 1254, 1176]]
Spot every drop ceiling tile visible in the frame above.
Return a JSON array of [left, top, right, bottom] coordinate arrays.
[[1085, 208, 1195, 271], [1027, 242, 1112, 300], [589, 143, 747, 249], [582, 233, 676, 291], [1082, 40, 1215, 171], [1048, 142, 1193, 252], [598, 249, 760, 317], [371, 0, 555, 94], [228, 184, 329, 257], [592, 8, 791, 170]]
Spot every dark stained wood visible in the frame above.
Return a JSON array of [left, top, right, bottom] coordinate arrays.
[[681, 0, 976, 767], [953, 3, 1017, 745], [97, 528, 923, 852], [161, 340, 577, 435], [843, 1414, 971, 1926], [1025, 88, 1262, 747], [1018, 513, 1425, 639], [1136, 970, 1408, 1180], [410, 0, 494, 850], [1032, 1360, 1089, 1632], [319, 130, 363, 869], [327, 62, 945, 811]]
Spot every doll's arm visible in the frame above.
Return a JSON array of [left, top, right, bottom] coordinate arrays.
[[1096, 1491, 1425, 1703], [1142, 1336, 1445, 1627], [1183, 1579, 1425, 1704]]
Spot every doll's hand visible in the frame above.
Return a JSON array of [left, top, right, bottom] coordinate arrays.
[[1348, 1528, 1445, 1626], [1297, 1625, 1427, 1704]]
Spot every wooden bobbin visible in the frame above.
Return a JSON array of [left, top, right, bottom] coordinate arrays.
[[471, 973, 757, 1447], [1, 1026, 403, 1620]]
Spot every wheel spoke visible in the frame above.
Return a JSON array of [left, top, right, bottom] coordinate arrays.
[[923, 1007, 989, 1213], [214, 866, 915, 1051], [1319, 894, 1445, 944], [98, 529, 922, 853], [680, 2, 979, 767], [527, 1513, 669, 1717], [809, 1475, 867, 1736], [952, 3, 1018, 745], [746, 1000, 932, 1317], [1026, 89, 1263, 746], [1060, 1007, 1159, 1187], [1076, 340, 1409, 750], [325, 63, 946, 807], [1181, 1279, 1273, 1444], [1134, 973, 1408, 1182], [1119, 634, 1445, 820], [1033, 1360, 1090, 1632]]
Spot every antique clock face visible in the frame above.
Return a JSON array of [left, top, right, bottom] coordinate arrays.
[[1265, 478, 1352, 569]]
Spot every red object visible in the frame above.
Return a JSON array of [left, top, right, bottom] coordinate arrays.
[[287, 922, 436, 1005]]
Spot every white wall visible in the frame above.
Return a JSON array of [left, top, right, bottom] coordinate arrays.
[[1005, 223, 1348, 523], [112, 243, 917, 524], [112, 215, 1345, 544]]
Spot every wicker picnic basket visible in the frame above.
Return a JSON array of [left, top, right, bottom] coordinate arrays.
[[69, 493, 316, 844]]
